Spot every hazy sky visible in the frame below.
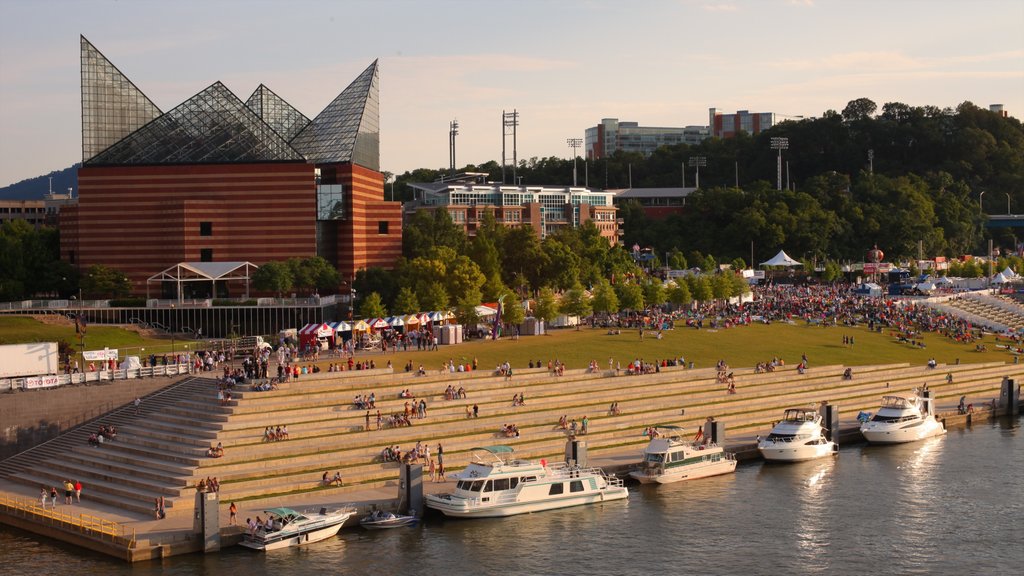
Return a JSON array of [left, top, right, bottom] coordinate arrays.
[[1, 0, 1022, 188]]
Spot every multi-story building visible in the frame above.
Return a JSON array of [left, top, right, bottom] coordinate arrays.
[[0, 192, 76, 228], [60, 37, 401, 297], [709, 108, 776, 138], [408, 174, 619, 244], [585, 118, 709, 160]]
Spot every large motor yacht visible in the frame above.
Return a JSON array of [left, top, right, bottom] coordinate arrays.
[[860, 391, 946, 444], [629, 426, 736, 484], [758, 408, 838, 462], [424, 446, 628, 518]]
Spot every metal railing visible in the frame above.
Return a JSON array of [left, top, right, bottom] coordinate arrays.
[[0, 493, 136, 548], [2, 364, 191, 392]]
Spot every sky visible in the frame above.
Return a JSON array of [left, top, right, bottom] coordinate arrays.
[[0, 0, 1022, 188]]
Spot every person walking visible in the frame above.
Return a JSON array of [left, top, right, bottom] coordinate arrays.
[[50, 486, 58, 508], [134, 396, 141, 414], [428, 458, 436, 482], [229, 502, 238, 525], [40, 487, 48, 509], [74, 479, 82, 503], [472, 404, 479, 418]]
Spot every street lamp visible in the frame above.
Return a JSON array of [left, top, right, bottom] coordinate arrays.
[[1006, 192, 1011, 215], [979, 190, 986, 214], [770, 137, 789, 191], [688, 156, 707, 189], [567, 138, 583, 186]]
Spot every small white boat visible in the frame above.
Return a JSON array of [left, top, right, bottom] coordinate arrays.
[[758, 408, 838, 462], [860, 391, 946, 444], [359, 510, 419, 529], [424, 446, 628, 518], [240, 505, 356, 551], [629, 426, 736, 484]]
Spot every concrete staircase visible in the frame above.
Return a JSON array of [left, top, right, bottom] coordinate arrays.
[[3, 361, 1022, 519]]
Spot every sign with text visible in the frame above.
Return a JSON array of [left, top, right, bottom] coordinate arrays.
[[84, 349, 119, 361], [24, 375, 61, 390]]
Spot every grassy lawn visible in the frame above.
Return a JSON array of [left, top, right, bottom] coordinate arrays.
[[0, 316, 201, 361], [0, 315, 1005, 371]]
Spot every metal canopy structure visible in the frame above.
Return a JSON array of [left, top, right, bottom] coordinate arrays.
[[146, 261, 259, 301]]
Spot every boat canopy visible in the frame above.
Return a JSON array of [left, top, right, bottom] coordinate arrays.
[[264, 507, 302, 517], [471, 445, 515, 454]]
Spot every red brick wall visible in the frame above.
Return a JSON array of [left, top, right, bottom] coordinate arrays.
[[69, 163, 316, 294], [329, 163, 402, 278]]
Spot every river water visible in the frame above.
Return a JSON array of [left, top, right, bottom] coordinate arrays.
[[2, 417, 1021, 575]]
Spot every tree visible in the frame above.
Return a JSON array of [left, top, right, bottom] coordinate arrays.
[[615, 282, 644, 311], [590, 279, 619, 315], [842, 97, 878, 122], [500, 293, 526, 328], [81, 264, 131, 299], [666, 279, 691, 308], [392, 286, 420, 315], [454, 288, 483, 329], [252, 261, 293, 296], [687, 275, 713, 302], [358, 291, 387, 319], [642, 278, 666, 307], [419, 282, 450, 311], [559, 283, 592, 329], [534, 287, 559, 324]]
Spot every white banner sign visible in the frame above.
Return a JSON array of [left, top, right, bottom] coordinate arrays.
[[24, 375, 61, 389], [84, 349, 119, 361]]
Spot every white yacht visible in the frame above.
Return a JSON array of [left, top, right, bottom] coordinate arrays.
[[240, 505, 357, 551], [758, 408, 838, 462], [860, 391, 946, 444], [629, 426, 736, 484], [424, 446, 628, 518]]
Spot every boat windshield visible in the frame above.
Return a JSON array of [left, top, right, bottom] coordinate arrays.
[[643, 453, 665, 464], [782, 409, 814, 423], [880, 396, 913, 409]]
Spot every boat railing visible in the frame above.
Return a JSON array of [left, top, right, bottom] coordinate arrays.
[[762, 434, 813, 444], [546, 463, 623, 487]]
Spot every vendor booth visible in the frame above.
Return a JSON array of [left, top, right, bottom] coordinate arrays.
[[299, 322, 335, 350]]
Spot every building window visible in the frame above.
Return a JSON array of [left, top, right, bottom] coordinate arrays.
[[378, 221, 388, 235], [199, 221, 212, 236], [200, 248, 213, 262]]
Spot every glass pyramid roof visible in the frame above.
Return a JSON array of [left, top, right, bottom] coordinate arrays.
[[290, 60, 379, 170], [246, 84, 311, 143], [86, 81, 305, 165], [80, 36, 163, 163]]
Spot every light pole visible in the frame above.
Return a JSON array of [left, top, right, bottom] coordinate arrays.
[[688, 156, 707, 189], [567, 138, 582, 186], [1006, 192, 1011, 215], [979, 190, 986, 214], [770, 137, 789, 191]]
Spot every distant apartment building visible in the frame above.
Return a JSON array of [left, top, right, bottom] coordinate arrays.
[[585, 118, 709, 160], [407, 173, 620, 244], [709, 108, 777, 138], [0, 192, 75, 228]]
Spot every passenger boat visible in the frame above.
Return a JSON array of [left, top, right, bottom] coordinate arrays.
[[359, 509, 419, 529], [758, 408, 838, 462], [240, 505, 356, 551], [628, 425, 736, 484], [424, 446, 628, 518], [860, 391, 946, 444]]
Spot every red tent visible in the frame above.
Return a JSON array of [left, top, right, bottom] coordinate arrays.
[[298, 322, 334, 349]]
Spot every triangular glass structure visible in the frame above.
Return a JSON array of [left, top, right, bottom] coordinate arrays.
[[246, 84, 311, 143], [80, 36, 163, 163], [290, 60, 379, 170], [87, 82, 305, 165]]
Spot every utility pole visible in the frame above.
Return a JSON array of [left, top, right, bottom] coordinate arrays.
[[502, 110, 519, 185], [688, 156, 706, 189]]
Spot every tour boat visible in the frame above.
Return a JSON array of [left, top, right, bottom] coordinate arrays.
[[860, 391, 946, 444], [240, 505, 356, 551], [758, 408, 838, 462], [628, 426, 736, 484], [424, 446, 628, 518]]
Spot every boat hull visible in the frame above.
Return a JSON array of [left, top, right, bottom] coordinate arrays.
[[425, 487, 628, 518], [629, 459, 736, 484], [240, 521, 345, 551], [860, 418, 946, 444], [758, 441, 837, 463]]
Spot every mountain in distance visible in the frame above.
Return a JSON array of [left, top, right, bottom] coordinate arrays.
[[0, 165, 79, 200]]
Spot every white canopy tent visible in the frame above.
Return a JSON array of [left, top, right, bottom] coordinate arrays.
[[146, 261, 259, 301], [759, 250, 802, 267]]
